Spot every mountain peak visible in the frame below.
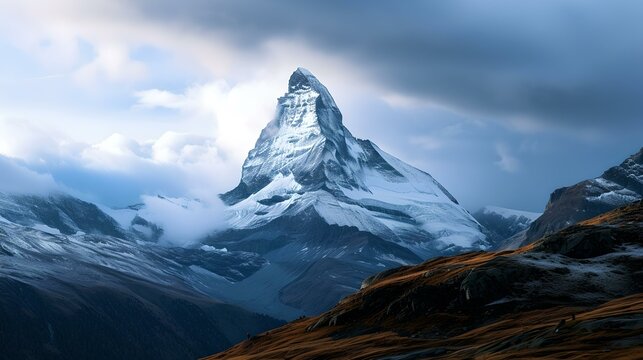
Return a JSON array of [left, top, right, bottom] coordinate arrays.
[[284, 67, 340, 114], [288, 67, 316, 92], [221, 67, 486, 256], [219, 67, 352, 202]]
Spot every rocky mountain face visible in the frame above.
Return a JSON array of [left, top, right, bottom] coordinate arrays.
[[524, 147, 642, 245], [204, 68, 487, 317], [0, 192, 282, 359], [221, 68, 486, 255], [0, 192, 126, 238], [207, 201, 643, 360], [473, 205, 541, 249]]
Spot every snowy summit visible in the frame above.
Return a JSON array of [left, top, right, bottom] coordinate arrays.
[[221, 68, 487, 257]]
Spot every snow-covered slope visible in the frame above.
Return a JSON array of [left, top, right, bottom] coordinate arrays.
[[0, 191, 282, 358], [0, 192, 126, 238], [222, 68, 487, 256], [473, 205, 541, 249], [0, 191, 270, 287], [479, 206, 541, 222]]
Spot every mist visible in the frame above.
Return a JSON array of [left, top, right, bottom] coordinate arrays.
[[139, 195, 226, 247]]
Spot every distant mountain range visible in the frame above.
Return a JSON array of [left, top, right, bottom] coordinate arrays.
[[473, 205, 541, 249]]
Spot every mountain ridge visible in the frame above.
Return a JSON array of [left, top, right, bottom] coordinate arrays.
[[524, 147, 642, 244], [0, 190, 283, 359], [473, 205, 541, 250], [206, 201, 643, 360]]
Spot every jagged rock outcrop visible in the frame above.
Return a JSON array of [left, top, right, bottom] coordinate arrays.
[[524, 147, 642, 244]]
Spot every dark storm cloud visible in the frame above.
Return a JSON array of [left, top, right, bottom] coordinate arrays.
[[132, 0, 643, 128]]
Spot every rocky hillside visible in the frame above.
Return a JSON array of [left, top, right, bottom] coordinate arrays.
[[206, 201, 643, 359], [524, 147, 642, 244]]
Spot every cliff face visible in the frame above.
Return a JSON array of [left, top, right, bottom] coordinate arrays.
[[206, 201, 643, 360]]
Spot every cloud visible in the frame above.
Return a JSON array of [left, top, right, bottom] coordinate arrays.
[[407, 123, 466, 151], [134, 89, 187, 110], [0, 69, 285, 207], [74, 43, 147, 85], [494, 143, 520, 173], [139, 195, 225, 247], [151, 132, 218, 164], [77, 131, 234, 203], [2, 0, 642, 132], [127, 0, 643, 129], [0, 118, 236, 206], [0, 118, 83, 163], [134, 78, 278, 165], [0, 155, 59, 194]]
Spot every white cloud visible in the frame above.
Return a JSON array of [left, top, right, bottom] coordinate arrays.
[[0, 155, 59, 194], [92, 133, 146, 156], [134, 78, 279, 165], [0, 117, 236, 204], [134, 89, 187, 110], [77, 131, 234, 202], [81, 132, 218, 170], [74, 43, 147, 85], [151, 132, 218, 164], [0, 118, 82, 163], [139, 195, 225, 247], [0, 0, 378, 201], [494, 143, 520, 173]]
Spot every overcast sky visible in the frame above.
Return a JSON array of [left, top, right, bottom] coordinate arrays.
[[0, 0, 641, 212]]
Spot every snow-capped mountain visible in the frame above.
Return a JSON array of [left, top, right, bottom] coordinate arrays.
[[0, 192, 126, 238], [222, 68, 486, 256], [473, 205, 541, 249], [524, 147, 642, 244], [203, 68, 487, 317], [478, 206, 541, 222], [0, 191, 281, 358]]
